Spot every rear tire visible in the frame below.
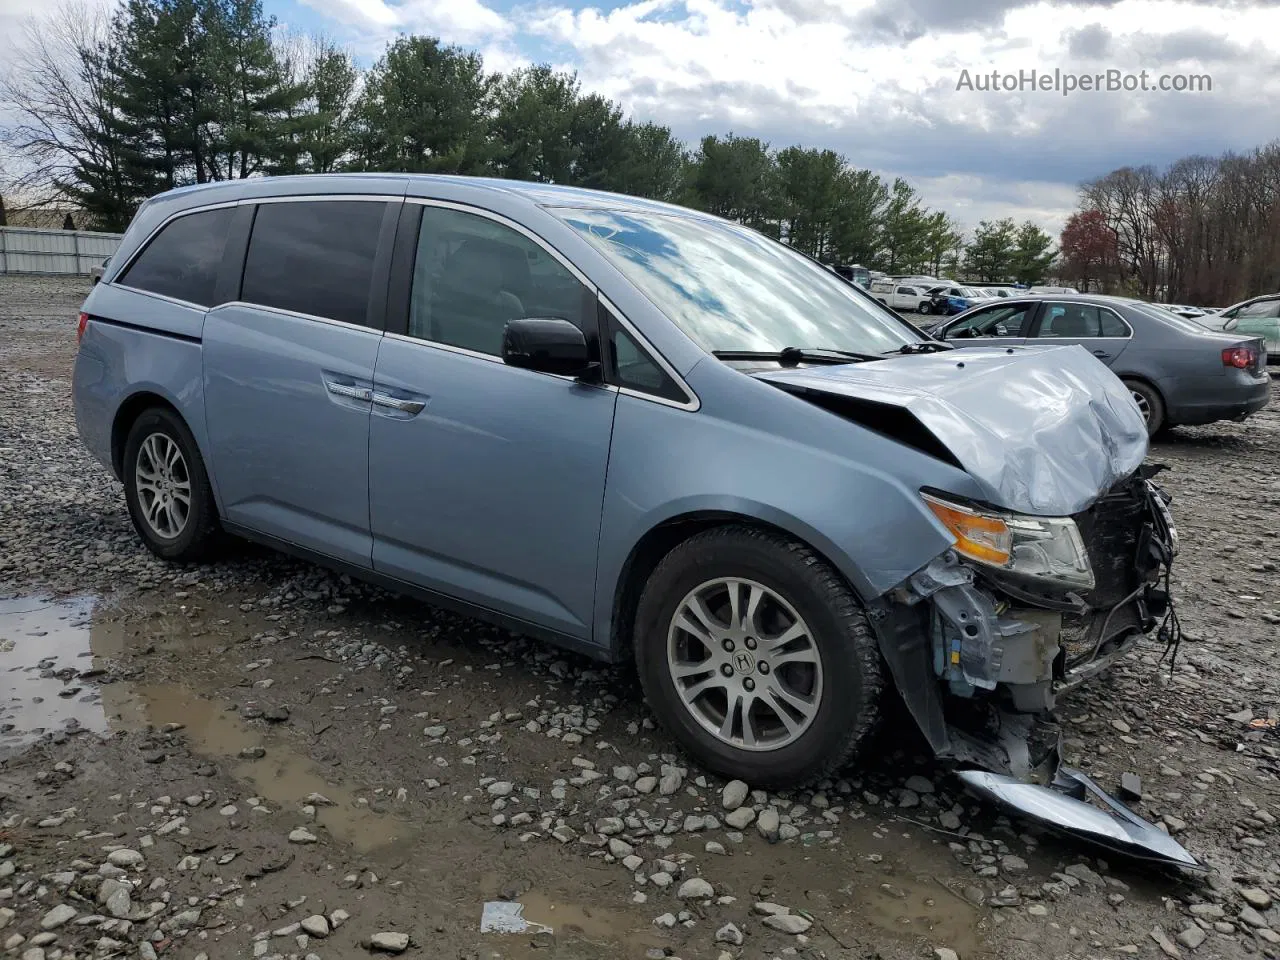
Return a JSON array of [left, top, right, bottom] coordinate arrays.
[[1123, 379, 1166, 437], [123, 407, 220, 562], [634, 526, 884, 788]]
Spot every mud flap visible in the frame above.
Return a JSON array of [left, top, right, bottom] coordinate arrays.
[[956, 765, 1205, 870]]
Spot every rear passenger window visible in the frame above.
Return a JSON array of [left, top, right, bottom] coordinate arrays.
[[407, 206, 595, 357], [241, 200, 386, 326], [1099, 309, 1129, 337], [119, 208, 233, 306]]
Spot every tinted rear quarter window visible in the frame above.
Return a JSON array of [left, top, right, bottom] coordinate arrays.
[[241, 200, 387, 326], [119, 207, 234, 306]]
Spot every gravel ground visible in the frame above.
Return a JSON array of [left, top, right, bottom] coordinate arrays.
[[0, 273, 1278, 960]]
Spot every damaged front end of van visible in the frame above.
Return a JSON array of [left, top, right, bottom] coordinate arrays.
[[758, 346, 1201, 869]]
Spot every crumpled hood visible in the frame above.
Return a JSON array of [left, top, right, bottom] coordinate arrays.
[[756, 344, 1149, 515]]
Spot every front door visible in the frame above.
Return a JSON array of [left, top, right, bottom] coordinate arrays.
[[1029, 301, 1132, 366], [203, 197, 396, 567], [369, 203, 617, 640]]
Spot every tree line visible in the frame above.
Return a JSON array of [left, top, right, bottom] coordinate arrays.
[[1060, 142, 1280, 305], [0, 0, 1057, 283]]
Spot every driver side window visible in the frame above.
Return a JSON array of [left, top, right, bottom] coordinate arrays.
[[408, 206, 595, 357], [947, 304, 1031, 338]]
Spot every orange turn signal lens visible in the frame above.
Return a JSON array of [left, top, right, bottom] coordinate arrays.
[[921, 493, 1012, 566]]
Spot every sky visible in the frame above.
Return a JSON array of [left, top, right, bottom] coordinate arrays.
[[5, 0, 1280, 234]]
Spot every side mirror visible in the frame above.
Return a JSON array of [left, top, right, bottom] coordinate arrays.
[[502, 317, 600, 380]]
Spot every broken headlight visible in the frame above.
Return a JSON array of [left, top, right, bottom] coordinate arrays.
[[921, 492, 1094, 590]]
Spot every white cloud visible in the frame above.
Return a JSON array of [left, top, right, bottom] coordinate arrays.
[[298, 0, 512, 43]]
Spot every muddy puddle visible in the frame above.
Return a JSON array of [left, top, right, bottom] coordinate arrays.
[[0, 592, 414, 853]]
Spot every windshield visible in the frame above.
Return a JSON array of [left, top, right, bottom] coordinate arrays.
[[557, 208, 921, 354]]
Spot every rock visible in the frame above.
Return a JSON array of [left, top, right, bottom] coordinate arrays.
[[634, 776, 658, 794], [649, 872, 672, 888], [683, 815, 706, 833], [104, 887, 132, 919], [608, 838, 634, 858], [1163, 815, 1187, 834], [677, 878, 714, 900], [757, 808, 780, 842], [622, 855, 643, 872], [39, 905, 76, 930], [1111, 718, 1131, 733], [264, 706, 290, 723], [330, 909, 350, 929], [1189, 904, 1225, 920], [1027, 904, 1048, 917], [106, 850, 144, 868], [1176, 926, 1206, 950], [777, 823, 799, 841], [762, 913, 812, 934], [658, 770, 682, 795], [1150, 927, 1182, 959], [904, 775, 935, 794], [0, 908, 13, 929], [301, 915, 329, 938], [1001, 855, 1029, 874], [370, 931, 410, 953], [1240, 888, 1273, 910], [1239, 906, 1267, 928], [613, 766, 637, 782], [705, 841, 726, 855], [725, 807, 755, 830], [487, 781, 514, 797], [934, 950, 960, 960], [753, 903, 789, 916], [654, 913, 676, 929], [423, 725, 446, 738], [1063, 863, 1104, 886], [898, 789, 920, 809], [288, 828, 318, 844], [595, 817, 624, 836], [715, 922, 744, 946], [938, 811, 962, 831], [722, 780, 749, 810]]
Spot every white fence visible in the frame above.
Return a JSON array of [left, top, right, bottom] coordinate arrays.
[[0, 226, 123, 276]]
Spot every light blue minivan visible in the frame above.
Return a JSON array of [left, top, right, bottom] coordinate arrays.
[[74, 175, 1194, 861]]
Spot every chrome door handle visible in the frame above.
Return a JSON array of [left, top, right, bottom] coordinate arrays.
[[371, 392, 425, 415], [324, 380, 372, 402]]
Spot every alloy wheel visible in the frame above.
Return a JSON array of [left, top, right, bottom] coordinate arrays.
[[666, 577, 824, 752], [1130, 389, 1152, 423], [135, 432, 192, 539]]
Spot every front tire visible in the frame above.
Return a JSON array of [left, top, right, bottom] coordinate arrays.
[[918, 301, 931, 315], [123, 407, 220, 562], [634, 526, 884, 788]]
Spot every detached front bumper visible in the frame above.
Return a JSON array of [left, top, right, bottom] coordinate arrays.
[[869, 469, 1201, 868]]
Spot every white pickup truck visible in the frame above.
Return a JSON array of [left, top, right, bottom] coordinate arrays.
[[868, 279, 931, 312]]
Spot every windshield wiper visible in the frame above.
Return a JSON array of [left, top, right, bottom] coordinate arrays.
[[712, 346, 879, 367], [888, 341, 953, 355]]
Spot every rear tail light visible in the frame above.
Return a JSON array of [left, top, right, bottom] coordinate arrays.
[[1222, 346, 1256, 369], [77, 312, 88, 343]]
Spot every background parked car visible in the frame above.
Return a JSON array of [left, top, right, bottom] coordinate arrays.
[[868, 279, 931, 312], [1029, 285, 1079, 294], [933, 294, 1270, 434], [920, 284, 996, 316], [1215, 294, 1280, 362], [1166, 304, 1206, 319]]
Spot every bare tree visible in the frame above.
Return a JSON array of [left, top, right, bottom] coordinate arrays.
[[0, 1, 119, 214]]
